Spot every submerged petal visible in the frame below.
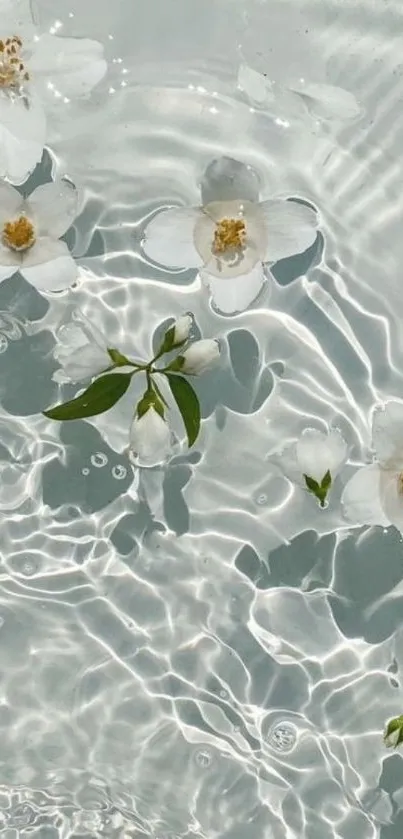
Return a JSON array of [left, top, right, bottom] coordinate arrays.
[[372, 401, 403, 469], [202, 262, 266, 314], [261, 199, 318, 263], [379, 468, 403, 533], [26, 181, 79, 238], [342, 463, 389, 527], [21, 239, 77, 291], [143, 207, 203, 268], [201, 156, 261, 205], [288, 81, 361, 121], [237, 64, 272, 105], [0, 92, 46, 184], [29, 34, 107, 98]]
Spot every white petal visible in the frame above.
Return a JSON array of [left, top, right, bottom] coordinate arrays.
[[372, 401, 403, 469], [26, 181, 79, 238], [288, 81, 361, 121], [342, 464, 389, 527], [237, 64, 271, 105], [180, 339, 220, 375], [0, 181, 23, 225], [201, 156, 261, 205], [296, 428, 348, 483], [142, 207, 203, 268], [0, 242, 21, 272], [202, 262, 266, 314], [379, 469, 403, 534], [194, 200, 266, 278], [21, 239, 77, 291], [261, 199, 318, 263], [0, 92, 46, 184], [130, 408, 172, 469], [53, 345, 110, 383], [29, 34, 107, 98]]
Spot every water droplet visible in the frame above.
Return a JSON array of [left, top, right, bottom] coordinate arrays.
[[267, 722, 297, 753], [219, 690, 227, 698], [82, 467, 90, 476], [112, 464, 127, 480], [194, 748, 213, 768], [0, 336, 8, 354], [91, 452, 108, 468]]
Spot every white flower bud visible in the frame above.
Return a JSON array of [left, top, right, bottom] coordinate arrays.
[[173, 315, 192, 345], [180, 339, 220, 375], [129, 406, 172, 468], [53, 315, 111, 383]]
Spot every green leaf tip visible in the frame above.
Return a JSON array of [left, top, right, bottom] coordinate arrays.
[[166, 373, 201, 447]]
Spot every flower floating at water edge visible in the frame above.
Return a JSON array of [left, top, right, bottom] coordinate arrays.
[[384, 715, 403, 748], [142, 156, 319, 314], [280, 427, 349, 508], [342, 401, 403, 533], [0, 0, 107, 183], [237, 63, 362, 123], [0, 178, 79, 291], [45, 313, 221, 467]]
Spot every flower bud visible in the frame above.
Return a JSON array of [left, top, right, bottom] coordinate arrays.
[[129, 406, 172, 468], [179, 339, 220, 375], [173, 315, 192, 346]]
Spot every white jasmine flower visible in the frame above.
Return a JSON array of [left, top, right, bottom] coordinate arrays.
[[342, 401, 403, 532], [53, 314, 111, 383], [173, 314, 192, 345], [237, 63, 361, 122], [179, 339, 220, 375], [0, 179, 78, 291], [129, 406, 172, 468], [142, 156, 318, 314], [281, 428, 348, 506], [0, 0, 107, 183]]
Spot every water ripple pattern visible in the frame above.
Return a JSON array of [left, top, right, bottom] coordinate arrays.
[[0, 0, 402, 837]]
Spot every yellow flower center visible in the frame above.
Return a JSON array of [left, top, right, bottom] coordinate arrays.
[[0, 36, 29, 91], [3, 216, 35, 251], [212, 218, 246, 255]]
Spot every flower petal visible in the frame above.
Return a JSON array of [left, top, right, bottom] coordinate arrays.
[[237, 64, 272, 105], [288, 81, 361, 121], [0, 181, 23, 225], [296, 428, 348, 483], [0, 92, 46, 184], [379, 468, 403, 534], [0, 241, 20, 278], [142, 207, 203, 268], [194, 200, 266, 278], [372, 401, 403, 469], [342, 464, 389, 527], [25, 181, 79, 238], [29, 34, 107, 98], [261, 199, 318, 263], [21, 239, 77, 291], [202, 262, 266, 314], [201, 156, 261, 205], [53, 344, 111, 383]]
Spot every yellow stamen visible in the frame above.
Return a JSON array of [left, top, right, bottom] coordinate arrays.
[[212, 217, 246, 255], [3, 216, 35, 251], [0, 35, 29, 91]]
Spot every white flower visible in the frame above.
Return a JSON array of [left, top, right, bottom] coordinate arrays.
[[179, 339, 220, 375], [0, 179, 78, 292], [342, 401, 403, 532], [0, 1, 107, 184], [173, 314, 192, 345], [142, 156, 319, 314], [129, 406, 172, 468], [237, 63, 361, 122], [53, 314, 111, 383], [281, 428, 348, 504]]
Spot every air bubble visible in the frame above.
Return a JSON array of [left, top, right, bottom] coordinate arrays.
[[219, 690, 227, 698], [257, 493, 267, 505], [267, 722, 297, 753], [91, 452, 108, 468], [82, 468, 90, 476], [22, 561, 37, 576], [112, 464, 127, 480], [194, 748, 213, 768], [0, 336, 8, 354]]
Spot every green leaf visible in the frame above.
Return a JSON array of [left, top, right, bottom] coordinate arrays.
[[107, 347, 131, 366], [321, 470, 332, 492], [137, 385, 165, 419], [303, 473, 329, 508], [166, 373, 200, 447], [44, 372, 133, 421], [303, 474, 320, 495]]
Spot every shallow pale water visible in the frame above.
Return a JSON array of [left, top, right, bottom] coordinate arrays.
[[1, 0, 403, 837]]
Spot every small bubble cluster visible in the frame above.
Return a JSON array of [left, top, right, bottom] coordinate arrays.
[[267, 722, 297, 753]]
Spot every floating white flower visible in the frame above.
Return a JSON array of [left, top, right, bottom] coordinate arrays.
[[237, 64, 361, 122], [0, 0, 107, 183], [178, 339, 220, 375], [142, 156, 319, 314], [342, 401, 403, 532], [281, 427, 348, 507], [0, 179, 78, 292], [129, 406, 172, 469], [53, 314, 111, 384]]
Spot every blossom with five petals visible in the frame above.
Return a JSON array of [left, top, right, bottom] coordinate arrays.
[[0, 178, 79, 292], [0, 0, 107, 183], [142, 156, 319, 315]]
